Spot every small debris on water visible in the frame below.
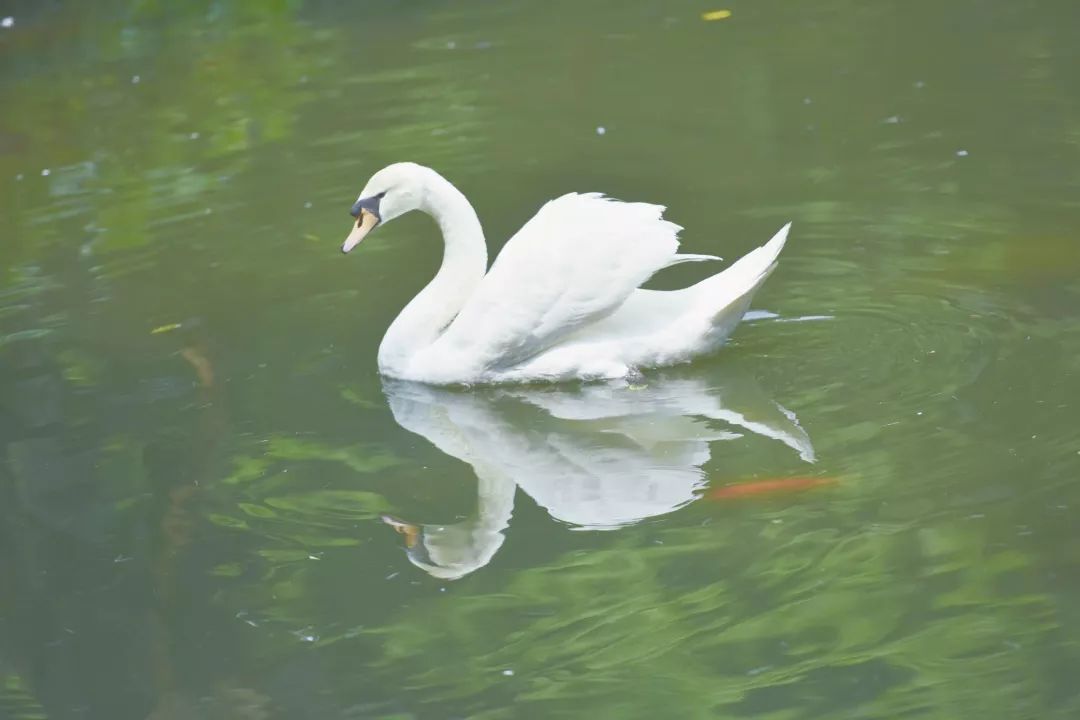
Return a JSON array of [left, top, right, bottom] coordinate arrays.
[[41, 168, 51, 177], [131, 75, 141, 84], [882, 115, 902, 124], [956, 149, 969, 157], [189, 132, 200, 140], [701, 10, 733, 21], [914, 80, 925, 89], [304, 201, 313, 209], [1, 17, 14, 28], [803, 97, 813, 105], [294, 628, 319, 643], [596, 126, 607, 136], [501, 669, 515, 676]]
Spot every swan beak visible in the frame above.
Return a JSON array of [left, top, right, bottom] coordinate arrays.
[[382, 514, 420, 549], [342, 209, 380, 254]]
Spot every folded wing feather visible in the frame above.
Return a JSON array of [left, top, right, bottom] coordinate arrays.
[[429, 193, 707, 370]]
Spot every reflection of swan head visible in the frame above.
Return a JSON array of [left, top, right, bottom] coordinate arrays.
[[382, 515, 420, 549], [381, 512, 507, 581], [380, 370, 815, 578]]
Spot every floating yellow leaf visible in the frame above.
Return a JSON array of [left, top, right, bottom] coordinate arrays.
[[702, 9, 732, 21], [150, 322, 182, 335]]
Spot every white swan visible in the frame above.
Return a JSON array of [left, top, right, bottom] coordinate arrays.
[[342, 162, 791, 385]]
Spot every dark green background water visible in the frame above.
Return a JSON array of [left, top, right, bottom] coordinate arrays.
[[3, 1, 1080, 718]]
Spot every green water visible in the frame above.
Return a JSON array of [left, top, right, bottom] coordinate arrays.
[[3, 1, 1080, 718]]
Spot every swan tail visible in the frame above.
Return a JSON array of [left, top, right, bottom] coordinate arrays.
[[691, 223, 791, 344], [723, 222, 790, 286]]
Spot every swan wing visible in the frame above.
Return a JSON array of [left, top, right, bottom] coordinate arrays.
[[431, 193, 713, 371]]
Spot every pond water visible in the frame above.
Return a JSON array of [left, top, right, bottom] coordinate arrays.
[[2, 1, 1080, 718]]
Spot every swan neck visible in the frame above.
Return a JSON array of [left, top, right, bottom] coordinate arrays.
[[429, 179, 487, 269], [379, 174, 487, 374]]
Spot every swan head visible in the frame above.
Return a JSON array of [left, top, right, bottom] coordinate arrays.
[[342, 162, 433, 253]]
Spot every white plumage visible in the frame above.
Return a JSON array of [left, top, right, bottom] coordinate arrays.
[[342, 162, 790, 385]]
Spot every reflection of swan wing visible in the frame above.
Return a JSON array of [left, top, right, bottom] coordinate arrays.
[[508, 432, 706, 530], [708, 402, 814, 463], [508, 376, 815, 463], [707, 377, 816, 463]]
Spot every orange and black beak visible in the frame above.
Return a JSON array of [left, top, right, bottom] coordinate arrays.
[[342, 196, 382, 253]]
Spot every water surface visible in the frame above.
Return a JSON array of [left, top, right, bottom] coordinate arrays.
[[2, 1, 1080, 718]]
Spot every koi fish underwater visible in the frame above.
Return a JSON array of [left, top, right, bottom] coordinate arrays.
[[707, 476, 839, 501]]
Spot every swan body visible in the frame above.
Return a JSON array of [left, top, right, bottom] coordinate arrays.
[[342, 163, 790, 385]]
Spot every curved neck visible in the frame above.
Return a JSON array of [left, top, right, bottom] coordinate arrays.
[[379, 174, 488, 374]]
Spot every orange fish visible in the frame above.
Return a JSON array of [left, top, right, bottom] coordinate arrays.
[[707, 476, 838, 501]]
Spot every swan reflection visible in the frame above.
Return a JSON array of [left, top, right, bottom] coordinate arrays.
[[381, 371, 814, 579]]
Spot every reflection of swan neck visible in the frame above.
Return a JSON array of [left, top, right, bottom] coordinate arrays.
[[473, 471, 516, 530], [378, 175, 488, 373]]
